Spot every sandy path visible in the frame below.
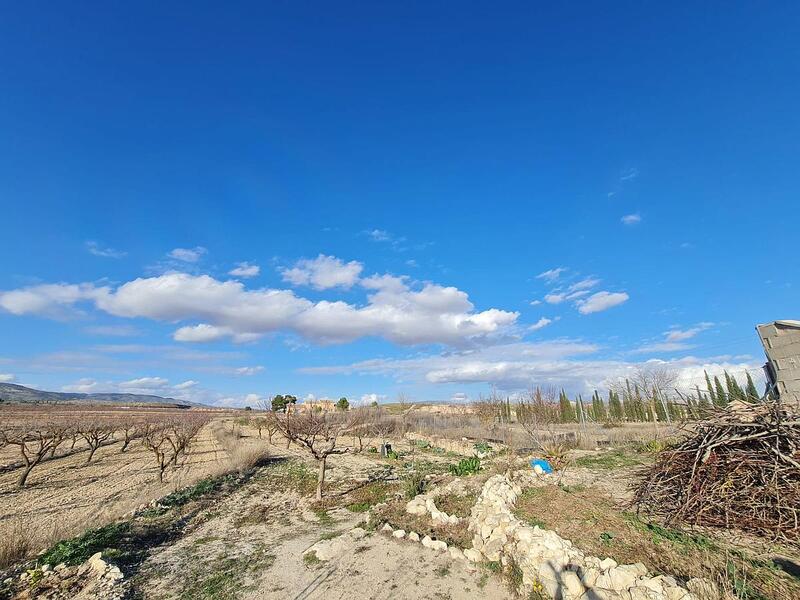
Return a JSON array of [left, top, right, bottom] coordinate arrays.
[[138, 434, 512, 600]]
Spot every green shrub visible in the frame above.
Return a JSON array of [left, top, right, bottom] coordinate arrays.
[[473, 441, 492, 454], [41, 522, 130, 566], [403, 471, 427, 499], [449, 457, 481, 476]]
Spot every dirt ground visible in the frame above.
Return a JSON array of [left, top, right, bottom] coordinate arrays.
[[136, 427, 512, 600], [0, 425, 231, 550]]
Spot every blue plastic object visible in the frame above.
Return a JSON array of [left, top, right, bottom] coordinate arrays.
[[529, 458, 553, 474]]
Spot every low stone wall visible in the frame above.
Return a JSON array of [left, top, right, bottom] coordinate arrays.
[[405, 478, 468, 525], [469, 474, 698, 600]]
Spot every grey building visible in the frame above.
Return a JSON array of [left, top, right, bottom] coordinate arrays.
[[756, 320, 800, 408]]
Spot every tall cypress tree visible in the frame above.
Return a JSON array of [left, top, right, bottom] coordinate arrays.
[[609, 390, 623, 421], [713, 376, 728, 407], [558, 390, 574, 423], [725, 372, 745, 403], [745, 372, 760, 402], [704, 370, 717, 405]]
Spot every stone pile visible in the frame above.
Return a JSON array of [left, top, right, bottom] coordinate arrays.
[[469, 474, 702, 600], [405, 479, 467, 525], [5, 552, 124, 600]]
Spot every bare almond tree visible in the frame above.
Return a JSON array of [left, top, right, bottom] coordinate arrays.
[[80, 420, 115, 464], [2, 420, 61, 487], [272, 409, 354, 500]]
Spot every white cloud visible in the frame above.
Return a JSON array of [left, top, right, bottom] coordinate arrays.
[[665, 322, 714, 342], [366, 229, 391, 242], [168, 247, 207, 263], [529, 317, 554, 331], [0, 373, 15, 382], [536, 267, 566, 282], [173, 380, 199, 390], [576, 291, 629, 314], [229, 262, 260, 278], [281, 254, 363, 290], [529, 300, 542, 306], [621, 213, 642, 226], [1, 267, 519, 347], [301, 342, 762, 397], [86, 241, 126, 259], [620, 167, 639, 181], [119, 376, 169, 390], [631, 342, 694, 354], [235, 366, 264, 376], [62, 378, 99, 393], [360, 393, 386, 405]]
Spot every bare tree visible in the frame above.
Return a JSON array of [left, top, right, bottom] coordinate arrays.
[[516, 386, 559, 450], [80, 420, 115, 464], [2, 420, 61, 487], [140, 421, 172, 482], [118, 417, 139, 453], [272, 410, 354, 500]]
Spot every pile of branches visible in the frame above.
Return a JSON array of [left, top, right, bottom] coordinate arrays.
[[633, 399, 800, 543]]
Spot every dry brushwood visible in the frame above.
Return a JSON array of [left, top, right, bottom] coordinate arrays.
[[633, 399, 800, 543]]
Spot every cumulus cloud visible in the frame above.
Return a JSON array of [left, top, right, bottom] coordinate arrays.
[[1, 264, 518, 347], [281, 254, 363, 290], [0, 373, 15, 382], [168, 247, 207, 263], [360, 393, 386, 405], [229, 262, 260, 278], [621, 213, 642, 226], [86, 241, 126, 258], [576, 291, 629, 314]]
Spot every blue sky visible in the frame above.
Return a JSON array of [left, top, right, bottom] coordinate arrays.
[[1, 3, 797, 406]]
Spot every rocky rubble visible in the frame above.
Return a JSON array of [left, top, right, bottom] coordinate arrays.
[[469, 474, 704, 600], [3, 552, 125, 600]]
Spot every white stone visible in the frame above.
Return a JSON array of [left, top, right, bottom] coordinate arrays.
[[381, 523, 393, 533], [392, 529, 406, 539], [448, 546, 465, 560], [561, 571, 586, 599], [599, 557, 618, 571], [429, 540, 448, 552], [350, 527, 366, 539], [408, 531, 420, 542], [421, 535, 434, 547], [466, 548, 484, 563]]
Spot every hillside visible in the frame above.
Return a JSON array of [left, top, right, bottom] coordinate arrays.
[[0, 382, 199, 407]]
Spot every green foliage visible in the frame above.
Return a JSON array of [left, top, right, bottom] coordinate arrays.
[[745, 372, 760, 402], [473, 441, 492, 454], [402, 471, 427, 499], [558, 390, 575, 423], [303, 551, 321, 566], [336, 397, 349, 411], [41, 522, 131, 566], [271, 394, 298, 412], [448, 456, 481, 476]]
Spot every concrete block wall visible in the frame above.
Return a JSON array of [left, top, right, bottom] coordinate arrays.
[[757, 321, 800, 408]]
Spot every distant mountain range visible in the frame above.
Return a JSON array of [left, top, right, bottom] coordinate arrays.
[[0, 382, 201, 407]]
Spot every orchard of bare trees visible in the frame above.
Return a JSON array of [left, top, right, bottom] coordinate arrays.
[[0, 407, 210, 488]]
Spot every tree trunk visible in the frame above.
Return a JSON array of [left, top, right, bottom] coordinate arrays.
[[121, 438, 130, 453], [86, 445, 98, 464], [18, 463, 34, 488], [316, 456, 326, 500]]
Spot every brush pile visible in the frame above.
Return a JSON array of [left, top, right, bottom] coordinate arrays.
[[633, 400, 800, 543]]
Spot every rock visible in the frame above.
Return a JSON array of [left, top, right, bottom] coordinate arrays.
[[41, 564, 52, 573], [607, 565, 639, 591], [464, 548, 483, 563], [105, 566, 124, 582], [88, 552, 109, 575], [408, 532, 420, 542], [55, 563, 66, 572], [561, 571, 586, 599], [599, 557, 618, 571], [448, 546, 465, 561], [429, 540, 448, 552], [350, 527, 366, 539], [3, 578, 12, 585], [392, 529, 406, 539], [421, 535, 434, 547], [381, 523, 393, 533]]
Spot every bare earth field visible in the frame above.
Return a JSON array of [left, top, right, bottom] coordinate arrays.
[[1, 415, 798, 600]]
